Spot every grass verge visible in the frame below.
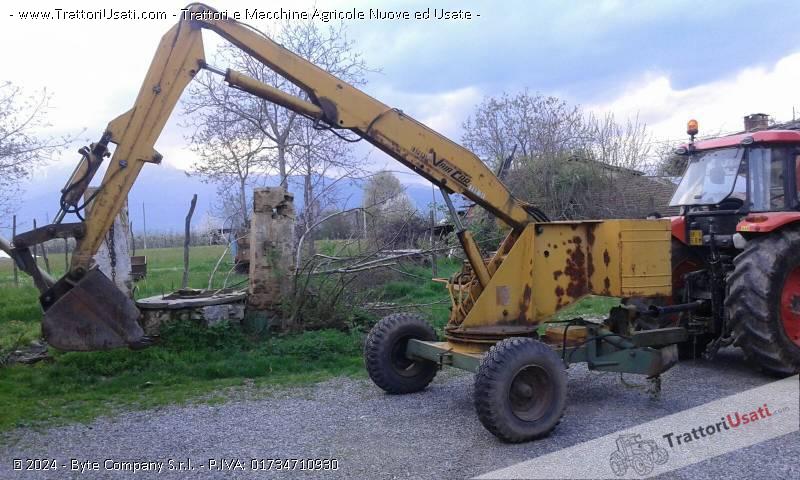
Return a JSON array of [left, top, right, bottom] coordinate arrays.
[[0, 247, 620, 432]]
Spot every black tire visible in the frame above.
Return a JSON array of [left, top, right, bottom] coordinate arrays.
[[364, 313, 438, 394], [474, 337, 567, 443], [726, 228, 800, 376]]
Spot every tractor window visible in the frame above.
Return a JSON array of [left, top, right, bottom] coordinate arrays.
[[748, 147, 787, 211], [670, 147, 744, 206], [795, 154, 800, 204]]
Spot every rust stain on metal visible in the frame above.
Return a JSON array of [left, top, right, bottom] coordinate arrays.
[[555, 285, 565, 308], [518, 284, 533, 323], [603, 276, 611, 295], [563, 236, 588, 299], [553, 270, 563, 280], [586, 224, 596, 246], [603, 249, 611, 267]]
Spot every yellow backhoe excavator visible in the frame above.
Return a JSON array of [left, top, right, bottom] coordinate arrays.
[[12, 3, 691, 442]]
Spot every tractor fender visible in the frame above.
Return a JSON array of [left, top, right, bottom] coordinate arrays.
[[737, 212, 800, 234], [669, 216, 687, 244]]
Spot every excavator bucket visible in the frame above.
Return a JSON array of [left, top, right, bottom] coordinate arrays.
[[42, 269, 148, 351]]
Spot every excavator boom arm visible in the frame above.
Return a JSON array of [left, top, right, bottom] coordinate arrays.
[[21, 4, 537, 351], [64, 5, 535, 273], [200, 14, 534, 229]]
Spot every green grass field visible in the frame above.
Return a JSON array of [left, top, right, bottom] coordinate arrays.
[[0, 246, 455, 431], [0, 246, 617, 431]]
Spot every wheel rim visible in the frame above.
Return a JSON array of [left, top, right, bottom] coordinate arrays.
[[508, 365, 553, 422], [390, 335, 424, 378], [780, 266, 800, 347]]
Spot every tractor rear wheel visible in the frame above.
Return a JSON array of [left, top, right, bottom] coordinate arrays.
[[364, 313, 438, 394], [726, 228, 800, 376], [474, 337, 567, 443]]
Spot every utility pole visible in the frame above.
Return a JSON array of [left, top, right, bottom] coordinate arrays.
[[142, 202, 148, 250], [12, 215, 18, 287]]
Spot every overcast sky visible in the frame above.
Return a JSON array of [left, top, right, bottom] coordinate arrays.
[[2, 0, 799, 188]]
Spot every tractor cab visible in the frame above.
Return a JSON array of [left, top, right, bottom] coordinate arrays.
[[663, 119, 800, 372], [669, 122, 800, 249]]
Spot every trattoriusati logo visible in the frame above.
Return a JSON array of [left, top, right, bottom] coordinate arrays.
[[662, 403, 776, 448], [608, 434, 669, 477], [477, 376, 798, 480]]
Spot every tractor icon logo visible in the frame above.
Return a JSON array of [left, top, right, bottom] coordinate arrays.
[[609, 433, 669, 477]]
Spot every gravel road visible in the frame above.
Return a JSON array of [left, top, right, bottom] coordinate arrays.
[[1, 347, 797, 479]]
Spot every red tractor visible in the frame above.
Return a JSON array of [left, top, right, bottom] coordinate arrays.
[[666, 119, 800, 375]]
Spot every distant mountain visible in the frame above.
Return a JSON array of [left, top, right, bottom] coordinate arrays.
[[4, 164, 462, 236], [6, 163, 218, 236]]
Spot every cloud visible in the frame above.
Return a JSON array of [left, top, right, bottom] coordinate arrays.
[[588, 51, 800, 142], [6, 0, 799, 198]]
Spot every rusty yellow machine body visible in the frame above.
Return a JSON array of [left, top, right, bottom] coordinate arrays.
[[444, 220, 672, 341], [10, 3, 684, 442]]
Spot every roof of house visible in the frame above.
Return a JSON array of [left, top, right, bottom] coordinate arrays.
[[617, 174, 680, 217]]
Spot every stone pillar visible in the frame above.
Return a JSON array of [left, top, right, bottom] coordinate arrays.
[[248, 187, 295, 311], [86, 188, 133, 297]]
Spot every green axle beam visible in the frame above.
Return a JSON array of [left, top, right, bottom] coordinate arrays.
[[406, 326, 686, 377]]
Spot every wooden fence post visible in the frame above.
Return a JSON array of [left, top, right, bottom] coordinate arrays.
[[182, 194, 198, 289], [12, 215, 18, 287]]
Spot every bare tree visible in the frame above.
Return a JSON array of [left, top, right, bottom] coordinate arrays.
[[0, 82, 70, 222], [363, 171, 418, 245], [653, 141, 688, 177], [462, 91, 585, 172], [184, 18, 370, 249], [184, 92, 270, 229], [461, 90, 652, 220]]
